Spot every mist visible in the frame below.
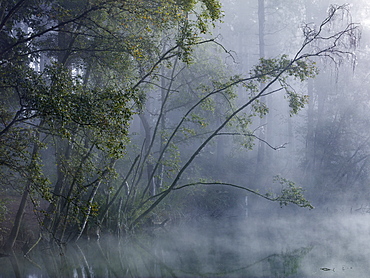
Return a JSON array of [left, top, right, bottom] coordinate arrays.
[[2, 209, 370, 277], [1, 0, 370, 277]]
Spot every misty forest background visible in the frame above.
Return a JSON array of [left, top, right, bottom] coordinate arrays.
[[0, 0, 369, 277]]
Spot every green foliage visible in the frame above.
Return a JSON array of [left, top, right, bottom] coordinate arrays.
[[246, 56, 318, 117], [0, 196, 9, 225], [272, 176, 314, 209], [285, 90, 309, 116], [0, 0, 225, 244], [2, 0, 357, 250], [252, 56, 317, 82]]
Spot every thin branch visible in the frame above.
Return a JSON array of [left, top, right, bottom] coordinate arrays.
[[141, 58, 179, 198], [0, 5, 104, 58], [0, 108, 26, 137], [0, 0, 27, 32], [99, 155, 140, 223], [217, 132, 288, 150], [178, 182, 277, 202], [130, 55, 299, 228]]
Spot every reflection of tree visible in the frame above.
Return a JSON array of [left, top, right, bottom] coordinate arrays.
[[267, 246, 313, 277], [175, 245, 313, 277], [0, 228, 322, 277]]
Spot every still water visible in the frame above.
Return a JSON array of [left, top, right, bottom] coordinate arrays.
[[1, 208, 369, 277]]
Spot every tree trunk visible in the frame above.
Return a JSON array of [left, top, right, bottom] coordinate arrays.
[[256, 0, 266, 165], [4, 133, 41, 277]]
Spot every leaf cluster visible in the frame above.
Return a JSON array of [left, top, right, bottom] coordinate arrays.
[[272, 175, 314, 209]]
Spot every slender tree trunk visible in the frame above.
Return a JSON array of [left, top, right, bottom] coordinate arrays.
[[4, 130, 41, 277], [303, 0, 317, 183], [156, 65, 167, 190], [4, 182, 31, 254], [254, 0, 267, 189], [42, 138, 72, 238], [139, 113, 157, 196], [304, 78, 315, 181], [256, 0, 266, 166]]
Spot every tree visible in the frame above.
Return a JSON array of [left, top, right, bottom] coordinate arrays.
[[0, 0, 224, 275], [0, 1, 360, 276], [121, 4, 360, 229], [298, 2, 364, 205]]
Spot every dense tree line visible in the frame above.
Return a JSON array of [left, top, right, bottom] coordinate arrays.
[[0, 0, 361, 276]]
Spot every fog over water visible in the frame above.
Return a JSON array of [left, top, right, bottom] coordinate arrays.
[[4, 208, 370, 277], [151, 209, 370, 277]]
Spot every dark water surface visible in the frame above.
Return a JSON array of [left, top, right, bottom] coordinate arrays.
[[0, 209, 369, 277]]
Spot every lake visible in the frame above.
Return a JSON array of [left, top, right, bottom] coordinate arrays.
[[0, 207, 369, 277]]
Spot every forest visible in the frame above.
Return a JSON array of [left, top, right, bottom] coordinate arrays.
[[0, 0, 369, 277]]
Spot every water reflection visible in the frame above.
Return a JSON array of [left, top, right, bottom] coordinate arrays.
[[1, 211, 369, 277]]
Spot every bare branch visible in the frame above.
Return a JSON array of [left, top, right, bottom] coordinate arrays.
[[217, 132, 288, 151]]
